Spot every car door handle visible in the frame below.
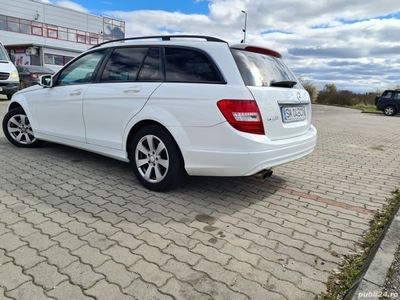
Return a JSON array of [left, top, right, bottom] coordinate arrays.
[[123, 87, 141, 94], [69, 89, 82, 96]]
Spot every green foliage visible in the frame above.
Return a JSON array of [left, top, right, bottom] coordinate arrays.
[[300, 79, 319, 103], [323, 83, 337, 94], [316, 83, 379, 107], [323, 191, 400, 300]]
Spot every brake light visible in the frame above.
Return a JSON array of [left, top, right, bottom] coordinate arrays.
[[217, 99, 265, 135], [244, 46, 282, 58], [31, 73, 38, 79]]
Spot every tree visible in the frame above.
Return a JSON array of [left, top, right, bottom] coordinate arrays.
[[323, 83, 337, 94], [299, 78, 319, 103]]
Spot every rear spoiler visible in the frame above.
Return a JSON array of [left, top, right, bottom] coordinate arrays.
[[230, 44, 282, 58]]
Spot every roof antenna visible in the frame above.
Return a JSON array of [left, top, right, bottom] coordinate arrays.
[[241, 10, 247, 43]]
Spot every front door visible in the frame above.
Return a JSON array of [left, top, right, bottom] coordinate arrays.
[[34, 50, 106, 142]]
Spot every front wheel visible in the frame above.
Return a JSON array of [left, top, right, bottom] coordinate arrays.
[[2, 108, 43, 148], [383, 105, 396, 116], [130, 125, 185, 191]]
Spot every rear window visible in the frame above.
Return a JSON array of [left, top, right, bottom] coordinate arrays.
[[164, 47, 223, 83], [231, 49, 299, 88], [101, 47, 148, 82]]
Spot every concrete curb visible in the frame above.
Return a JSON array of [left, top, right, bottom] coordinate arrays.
[[351, 207, 400, 299]]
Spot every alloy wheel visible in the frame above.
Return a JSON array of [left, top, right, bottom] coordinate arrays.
[[135, 134, 169, 183], [7, 114, 36, 145], [384, 107, 394, 116]]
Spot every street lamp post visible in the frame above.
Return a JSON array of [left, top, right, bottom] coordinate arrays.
[[241, 10, 247, 43]]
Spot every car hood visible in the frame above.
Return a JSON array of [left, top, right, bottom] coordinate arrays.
[[14, 84, 43, 96], [0, 61, 17, 73]]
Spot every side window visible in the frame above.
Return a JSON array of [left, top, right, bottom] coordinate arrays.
[[137, 48, 162, 81], [57, 50, 105, 86], [382, 91, 392, 99], [393, 92, 400, 100], [164, 48, 222, 83], [101, 47, 148, 82]]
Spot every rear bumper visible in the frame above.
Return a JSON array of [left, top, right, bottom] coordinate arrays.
[[183, 124, 317, 176], [0, 82, 19, 95]]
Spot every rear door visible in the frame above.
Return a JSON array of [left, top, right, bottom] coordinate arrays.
[[231, 48, 311, 140], [83, 47, 162, 149]]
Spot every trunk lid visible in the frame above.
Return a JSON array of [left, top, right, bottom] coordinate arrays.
[[231, 46, 312, 140], [248, 86, 311, 140]]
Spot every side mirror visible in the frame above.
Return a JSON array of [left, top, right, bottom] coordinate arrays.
[[39, 74, 53, 88]]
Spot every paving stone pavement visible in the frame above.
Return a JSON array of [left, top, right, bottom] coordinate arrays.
[[0, 100, 399, 300]]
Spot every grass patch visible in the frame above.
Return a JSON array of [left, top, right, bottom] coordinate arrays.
[[323, 190, 400, 300], [349, 104, 380, 113], [314, 103, 380, 113]]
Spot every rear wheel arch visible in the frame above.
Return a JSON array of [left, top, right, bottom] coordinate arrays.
[[126, 120, 185, 165]]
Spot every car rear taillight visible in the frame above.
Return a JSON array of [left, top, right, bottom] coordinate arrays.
[[217, 99, 265, 135], [31, 73, 38, 79]]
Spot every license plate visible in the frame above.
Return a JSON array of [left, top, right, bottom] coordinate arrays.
[[281, 105, 306, 123]]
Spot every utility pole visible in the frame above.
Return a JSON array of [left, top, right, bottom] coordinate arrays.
[[241, 10, 247, 43]]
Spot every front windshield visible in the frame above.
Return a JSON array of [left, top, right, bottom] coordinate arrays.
[[0, 44, 10, 61]]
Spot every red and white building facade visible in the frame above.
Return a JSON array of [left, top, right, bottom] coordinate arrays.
[[0, 0, 125, 71]]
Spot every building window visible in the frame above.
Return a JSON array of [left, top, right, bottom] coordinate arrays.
[[77, 34, 86, 43], [31, 26, 43, 36], [0, 15, 6, 30], [47, 29, 58, 39], [46, 24, 58, 39], [67, 29, 77, 42], [7, 17, 19, 32], [44, 53, 74, 66], [0, 13, 124, 45], [20, 20, 31, 34], [58, 27, 68, 40]]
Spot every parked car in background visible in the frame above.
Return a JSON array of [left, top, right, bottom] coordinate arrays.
[[2, 35, 317, 191], [17, 65, 54, 90], [0, 42, 19, 99], [376, 90, 400, 116]]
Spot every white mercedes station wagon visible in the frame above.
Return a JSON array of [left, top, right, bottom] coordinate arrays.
[[2, 35, 317, 191]]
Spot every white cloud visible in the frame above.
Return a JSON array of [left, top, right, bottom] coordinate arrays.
[[57, 0, 89, 13], [41, 0, 89, 13], [104, 1, 400, 92]]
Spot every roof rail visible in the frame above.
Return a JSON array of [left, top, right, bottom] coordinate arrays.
[[90, 35, 227, 49]]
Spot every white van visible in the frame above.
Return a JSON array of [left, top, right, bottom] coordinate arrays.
[[0, 42, 19, 99]]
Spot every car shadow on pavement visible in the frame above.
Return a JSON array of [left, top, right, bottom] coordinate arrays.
[[4, 140, 289, 227]]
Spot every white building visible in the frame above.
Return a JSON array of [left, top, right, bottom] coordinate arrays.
[[0, 0, 125, 71]]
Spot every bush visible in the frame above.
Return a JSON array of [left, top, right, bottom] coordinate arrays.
[[316, 84, 378, 106]]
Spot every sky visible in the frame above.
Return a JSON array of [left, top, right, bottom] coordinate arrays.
[[46, 0, 400, 92]]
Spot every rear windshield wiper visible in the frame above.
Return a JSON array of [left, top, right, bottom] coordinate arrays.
[[270, 80, 297, 88]]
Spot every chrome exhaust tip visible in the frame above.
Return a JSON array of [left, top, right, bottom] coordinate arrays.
[[255, 169, 273, 179]]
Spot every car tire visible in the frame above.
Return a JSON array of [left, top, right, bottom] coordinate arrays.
[[2, 108, 43, 148], [383, 105, 396, 116], [129, 125, 185, 191]]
